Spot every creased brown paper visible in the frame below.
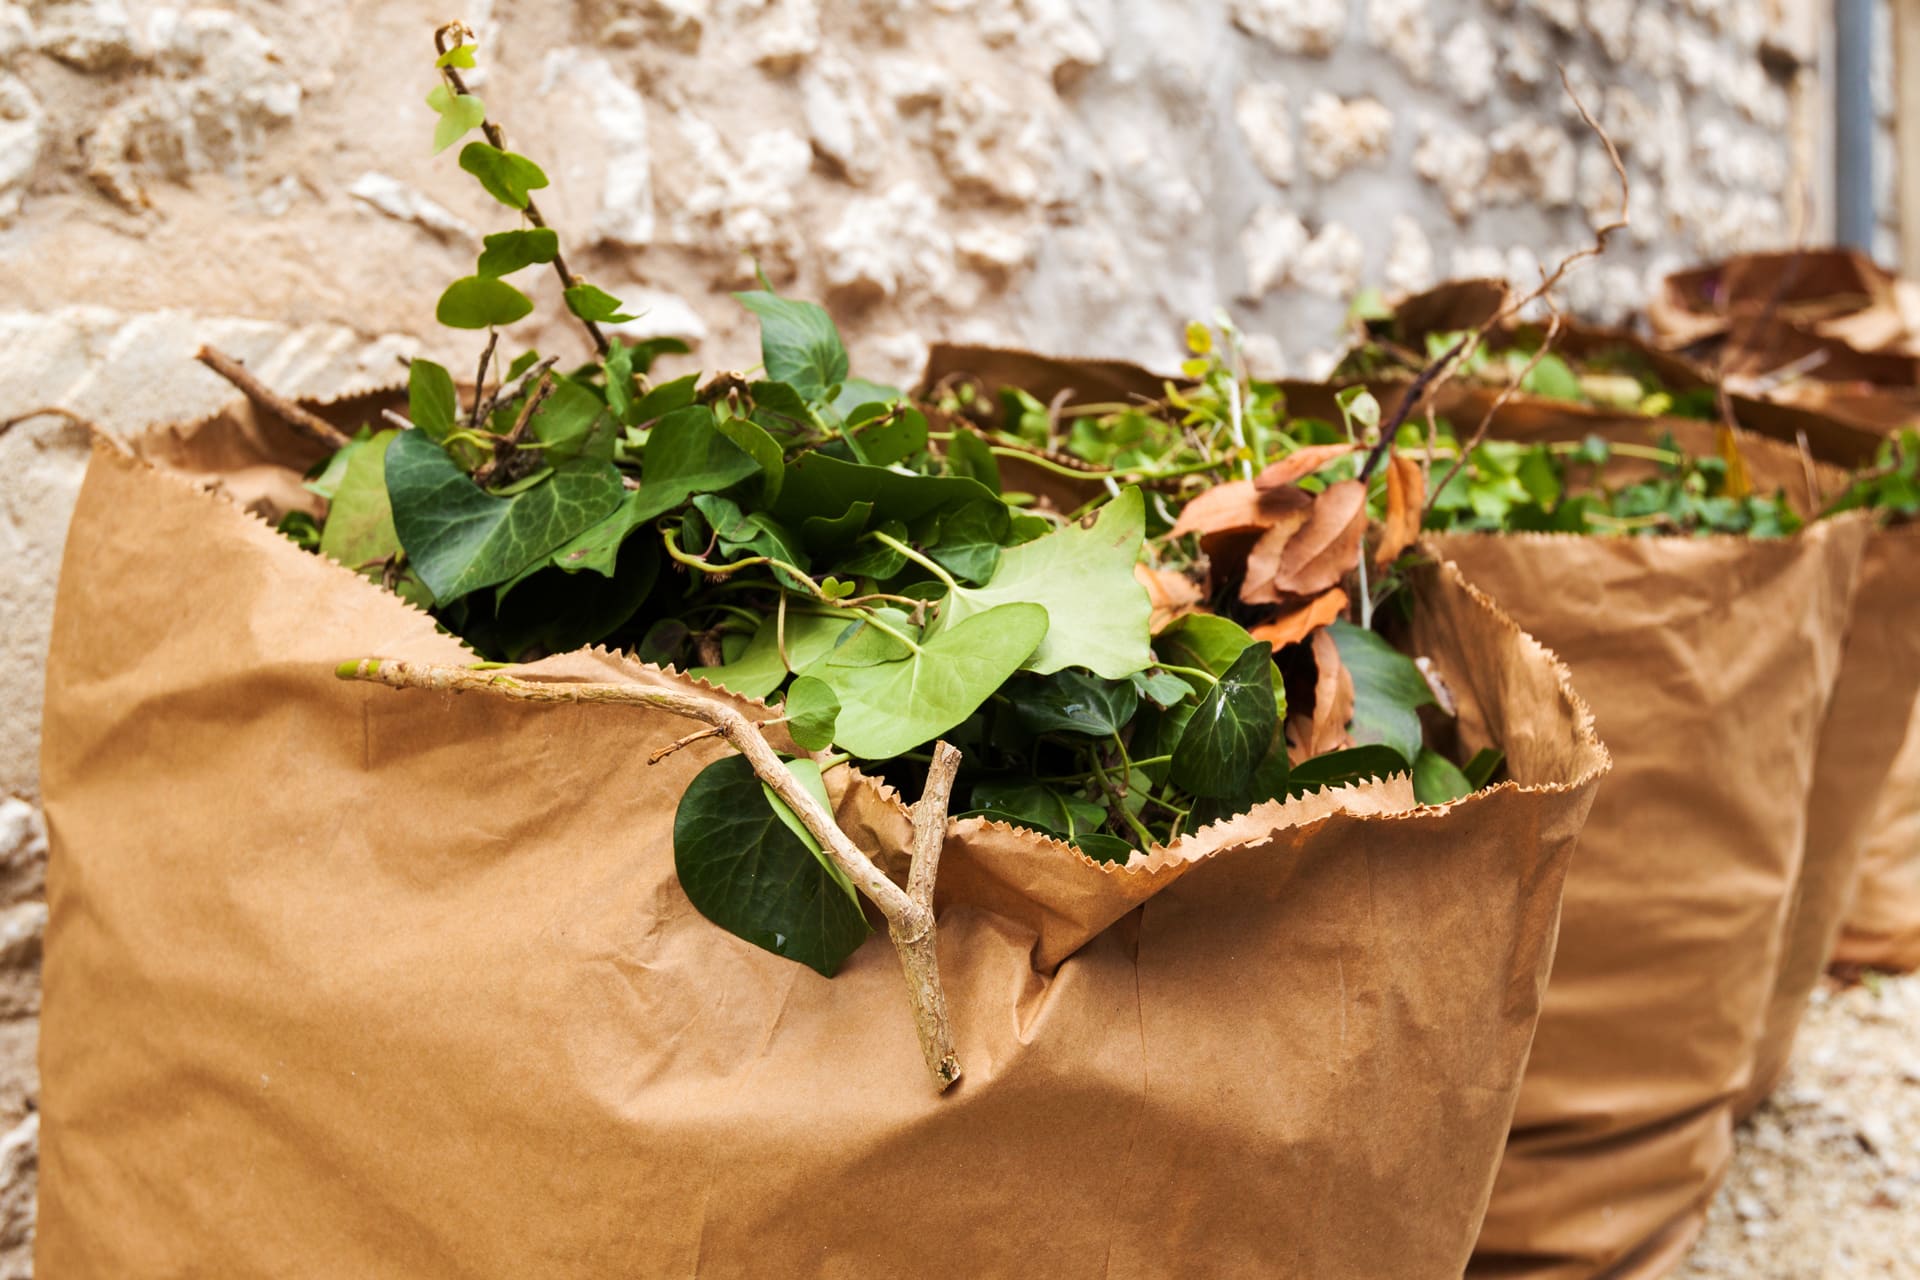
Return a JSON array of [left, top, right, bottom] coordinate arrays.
[[1437, 514, 1873, 1280], [36, 407, 1606, 1276]]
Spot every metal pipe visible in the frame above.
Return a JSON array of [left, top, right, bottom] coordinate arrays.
[[1835, 0, 1877, 248]]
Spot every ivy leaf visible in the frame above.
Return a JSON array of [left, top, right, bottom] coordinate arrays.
[[783, 677, 841, 752], [848, 405, 928, 467], [734, 289, 849, 402], [1009, 669, 1140, 737], [1170, 641, 1278, 798], [1131, 669, 1195, 709], [1286, 744, 1411, 796], [919, 499, 1008, 586], [946, 427, 1001, 494], [603, 340, 636, 425], [971, 781, 1107, 839], [407, 359, 459, 443], [691, 613, 850, 700], [476, 228, 559, 278], [319, 430, 403, 576], [437, 276, 534, 330], [565, 283, 638, 324], [1327, 620, 1434, 766], [831, 379, 902, 414], [1412, 748, 1473, 805], [931, 487, 1152, 679], [714, 415, 785, 506], [434, 43, 476, 69], [758, 757, 859, 905], [772, 453, 1001, 530], [674, 754, 871, 978], [804, 602, 1048, 760], [457, 142, 550, 209], [425, 84, 485, 154], [1073, 833, 1135, 864], [525, 374, 617, 463], [384, 431, 624, 600], [545, 406, 760, 576], [631, 372, 699, 425], [691, 493, 809, 589], [1463, 747, 1505, 790]]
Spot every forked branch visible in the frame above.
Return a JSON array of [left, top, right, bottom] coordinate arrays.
[[336, 657, 964, 1091]]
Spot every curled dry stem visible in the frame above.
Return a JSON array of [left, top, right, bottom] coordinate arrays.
[[336, 657, 965, 1091]]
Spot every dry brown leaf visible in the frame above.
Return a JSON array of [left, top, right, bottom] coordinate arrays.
[[1270, 479, 1367, 598], [1249, 587, 1349, 649], [1374, 451, 1427, 569], [1133, 563, 1202, 633], [1252, 442, 1362, 492], [1307, 625, 1355, 757], [1169, 479, 1309, 538], [1715, 423, 1754, 499], [1236, 504, 1315, 604]]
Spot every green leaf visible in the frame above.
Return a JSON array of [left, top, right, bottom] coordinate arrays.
[[783, 677, 841, 752], [1286, 744, 1411, 796], [1327, 621, 1435, 766], [631, 372, 699, 425], [565, 283, 638, 324], [805, 602, 1048, 760], [603, 341, 636, 425], [931, 488, 1152, 679], [690, 613, 851, 700], [674, 755, 872, 977], [691, 493, 809, 589], [971, 781, 1106, 838], [1521, 352, 1584, 402], [946, 428, 1002, 494], [546, 406, 760, 576], [772, 453, 1002, 529], [1072, 833, 1135, 863], [1170, 641, 1278, 798], [1463, 747, 1505, 790], [1131, 669, 1194, 709], [919, 498, 1008, 586], [476, 228, 559, 278], [1412, 748, 1474, 805], [436, 276, 533, 330], [425, 84, 485, 154], [434, 43, 477, 68], [478, 536, 658, 660], [1010, 669, 1140, 737], [714, 415, 785, 505], [319, 430, 404, 575], [734, 289, 849, 402], [849, 406, 928, 467], [384, 431, 624, 600], [527, 374, 617, 463], [407, 360, 459, 443], [457, 142, 550, 209], [831, 379, 902, 414], [758, 757, 859, 906]]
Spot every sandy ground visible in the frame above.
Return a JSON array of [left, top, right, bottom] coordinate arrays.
[[1676, 971, 1920, 1279]]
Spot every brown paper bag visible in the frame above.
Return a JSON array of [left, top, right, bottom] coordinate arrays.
[[1434, 514, 1873, 1280], [37, 417, 1607, 1277], [1833, 712, 1920, 971]]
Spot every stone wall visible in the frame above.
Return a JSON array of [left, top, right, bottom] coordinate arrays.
[[0, 0, 1825, 1267]]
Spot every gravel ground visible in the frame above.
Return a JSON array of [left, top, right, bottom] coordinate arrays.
[[1676, 971, 1920, 1279]]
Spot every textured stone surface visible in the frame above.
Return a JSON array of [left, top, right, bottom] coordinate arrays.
[[0, 0, 1823, 1263]]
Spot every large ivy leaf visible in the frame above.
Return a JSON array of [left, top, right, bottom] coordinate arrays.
[[319, 430, 403, 574], [758, 757, 858, 904], [805, 602, 1048, 760], [1171, 641, 1277, 798], [530, 374, 617, 463], [474, 536, 658, 660], [931, 488, 1151, 679], [674, 755, 872, 977], [919, 499, 1007, 586], [1327, 620, 1434, 766], [545, 406, 760, 576], [772, 452, 1001, 529], [971, 781, 1107, 839], [437, 276, 533, 330], [1286, 744, 1411, 797], [384, 431, 624, 601], [1010, 669, 1140, 737], [734, 289, 849, 402]]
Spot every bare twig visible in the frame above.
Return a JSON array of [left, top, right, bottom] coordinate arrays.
[[1358, 65, 1627, 488], [195, 347, 350, 451], [647, 723, 724, 764], [337, 657, 964, 1091], [469, 328, 501, 431], [434, 23, 609, 358], [472, 367, 558, 488], [1425, 312, 1565, 514]]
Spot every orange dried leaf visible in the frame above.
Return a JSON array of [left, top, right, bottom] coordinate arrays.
[[1170, 480, 1309, 538], [1248, 587, 1349, 649], [1134, 563, 1203, 633], [1237, 505, 1314, 604], [1252, 442, 1362, 491], [1374, 450, 1427, 568], [1271, 479, 1367, 598], [1307, 626, 1355, 758]]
